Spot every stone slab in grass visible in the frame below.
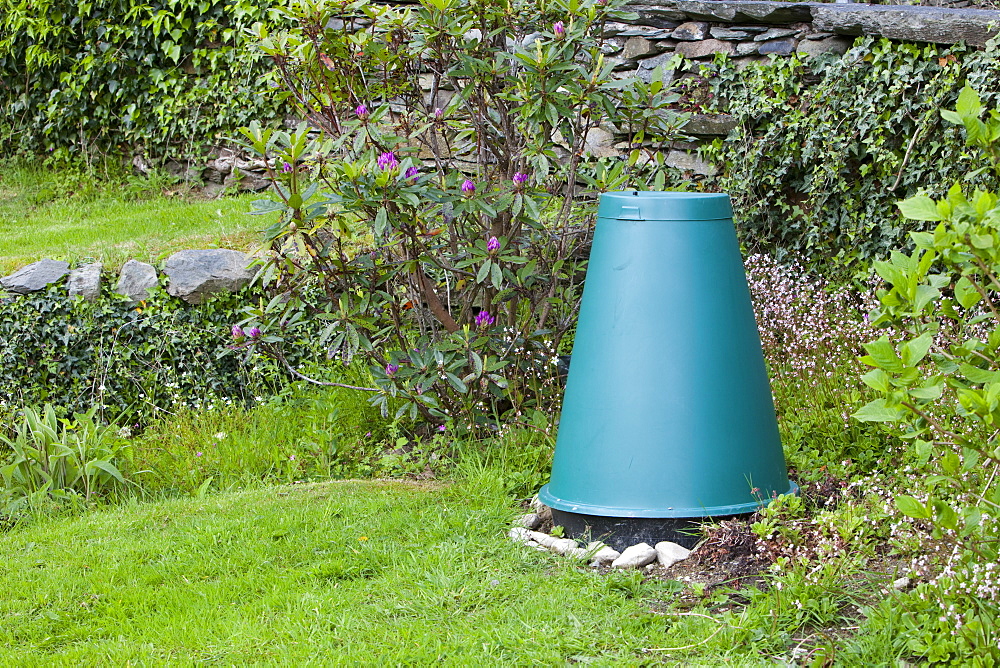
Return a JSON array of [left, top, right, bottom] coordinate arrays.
[[0, 258, 69, 294], [163, 249, 256, 304], [117, 259, 159, 306], [68, 262, 103, 301]]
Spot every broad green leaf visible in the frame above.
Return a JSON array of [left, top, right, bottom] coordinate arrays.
[[959, 363, 1000, 384], [85, 460, 125, 485], [901, 333, 934, 366], [852, 398, 904, 422], [898, 195, 942, 221], [955, 276, 982, 309], [895, 495, 931, 519], [908, 383, 943, 400], [861, 337, 904, 372], [860, 369, 890, 392], [933, 500, 960, 531], [955, 84, 981, 117]]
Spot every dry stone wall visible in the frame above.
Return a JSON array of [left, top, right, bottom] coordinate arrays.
[[567, 0, 1000, 175], [219, 1, 1000, 188]]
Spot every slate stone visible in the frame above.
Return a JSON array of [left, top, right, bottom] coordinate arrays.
[[636, 66, 677, 84], [812, 3, 1000, 47], [758, 38, 798, 55], [67, 263, 103, 301], [638, 51, 679, 70], [710, 27, 750, 41], [602, 21, 633, 37], [116, 260, 159, 305], [235, 168, 272, 192], [619, 28, 674, 38], [163, 249, 256, 304], [735, 40, 764, 56], [796, 36, 853, 57], [670, 21, 709, 41], [674, 38, 734, 59], [664, 149, 717, 176], [584, 126, 618, 158], [1, 259, 70, 294], [683, 113, 738, 135], [628, 0, 812, 24], [754, 27, 800, 41], [622, 36, 658, 59]]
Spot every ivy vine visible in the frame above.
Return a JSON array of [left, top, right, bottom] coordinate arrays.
[[702, 37, 1000, 269], [0, 0, 293, 164]]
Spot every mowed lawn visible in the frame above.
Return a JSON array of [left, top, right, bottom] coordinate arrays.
[[0, 165, 276, 274], [0, 478, 710, 665]]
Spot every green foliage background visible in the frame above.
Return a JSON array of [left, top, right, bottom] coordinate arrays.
[[704, 37, 1000, 269], [0, 0, 291, 163]]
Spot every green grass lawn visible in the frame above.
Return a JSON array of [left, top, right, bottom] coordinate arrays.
[[0, 478, 710, 665], [0, 162, 277, 275]]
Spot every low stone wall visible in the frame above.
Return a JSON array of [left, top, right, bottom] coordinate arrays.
[[0, 250, 258, 305], [628, 1, 1000, 46]]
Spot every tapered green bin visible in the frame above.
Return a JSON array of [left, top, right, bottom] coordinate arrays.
[[538, 191, 794, 543]]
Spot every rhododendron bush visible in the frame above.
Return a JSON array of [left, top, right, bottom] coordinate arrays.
[[235, 0, 689, 431]]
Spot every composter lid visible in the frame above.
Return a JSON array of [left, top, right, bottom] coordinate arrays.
[[597, 191, 732, 222]]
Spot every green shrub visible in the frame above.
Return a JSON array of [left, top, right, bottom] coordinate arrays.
[[236, 0, 690, 433], [0, 281, 294, 423], [853, 84, 1000, 663], [0, 404, 131, 523]]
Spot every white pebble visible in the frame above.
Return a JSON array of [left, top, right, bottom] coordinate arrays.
[[655, 541, 692, 569]]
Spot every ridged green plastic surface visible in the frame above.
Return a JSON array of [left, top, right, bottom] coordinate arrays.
[[538, 191, 794, 518]]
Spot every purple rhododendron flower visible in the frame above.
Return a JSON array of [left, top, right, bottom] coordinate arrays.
[[231, 324, 245, 339], [553, 21, 565, 37], [434, 107, 443, 120], [356, 103, 369, 119], [487, 236, 500, 252], [461, 179, 476, 195], [513, 172, 529, 188], [247, 326, 262, 339], [282, 162, 293, 173], [385, 363, 399, 376], [405, 166, 420, 181], [475, 310, 495, 328], [377, 151, 398, 170]]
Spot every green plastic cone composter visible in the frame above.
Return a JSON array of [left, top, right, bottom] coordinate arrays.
[[537, 191, 795, 549]]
